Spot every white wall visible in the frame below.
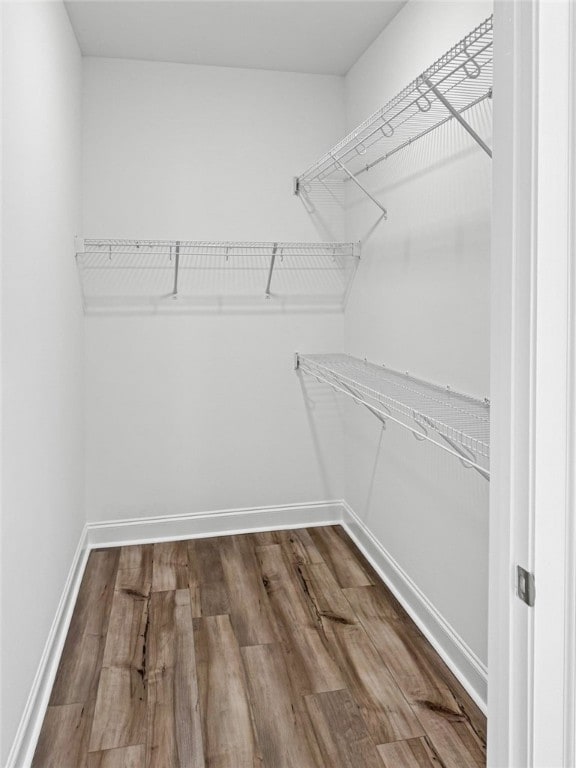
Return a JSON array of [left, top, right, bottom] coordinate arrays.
[[82, 58, 345, 243], [341, 1, 492, 665], [1, 2, 84, 762], [83, 59, 347, 521]]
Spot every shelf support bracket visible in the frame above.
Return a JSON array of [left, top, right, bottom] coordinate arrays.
[[432, 425, 490, 481], [424, 78, 492, 158], [341, 382, 388, 427], [310, 370, 389, 429], [172, 241, 181, 299], [265, 243, 278, 298], [330, 154, 387, 217]]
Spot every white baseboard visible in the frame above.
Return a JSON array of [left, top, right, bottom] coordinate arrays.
[[340, 501, 488, 713], [9, 497, 487, 766], [5, 528, 90, 768], [85, 500, 344, 548]]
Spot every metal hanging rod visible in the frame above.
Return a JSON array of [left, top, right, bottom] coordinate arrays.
[[294, 15, 493, 213], [296, 352, 490, 477], [75, 238, 361, 309]]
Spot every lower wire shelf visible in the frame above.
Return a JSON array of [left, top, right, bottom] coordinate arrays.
[[296, 353, 490, 478]]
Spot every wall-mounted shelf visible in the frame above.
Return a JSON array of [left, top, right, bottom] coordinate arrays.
[[294, 15, 493, 214], [296, 353, 490, 477], [76, 239, 360, 310]]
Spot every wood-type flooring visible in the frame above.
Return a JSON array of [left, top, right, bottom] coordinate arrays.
[[32, 525, 487, 767]]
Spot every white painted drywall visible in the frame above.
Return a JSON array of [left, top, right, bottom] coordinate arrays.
[[1, 2, 84, 762], [83, 59, 347, 521], [341, 1, 492, 664]]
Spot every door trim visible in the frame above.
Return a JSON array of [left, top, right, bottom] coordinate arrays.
[[489, 2, 576, 765]]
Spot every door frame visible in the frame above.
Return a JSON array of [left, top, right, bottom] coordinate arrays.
[[489, 1, 576, 766]]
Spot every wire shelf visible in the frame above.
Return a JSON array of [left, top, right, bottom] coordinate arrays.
[[297, 353, 490, 476], [76, 239, 360, 310], [296, 15, 493, 190]]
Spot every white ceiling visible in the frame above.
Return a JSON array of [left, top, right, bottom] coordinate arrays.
[[65, 1, 406, 76]]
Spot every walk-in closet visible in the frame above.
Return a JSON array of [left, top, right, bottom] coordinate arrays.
[[3, 2, 576, 767]]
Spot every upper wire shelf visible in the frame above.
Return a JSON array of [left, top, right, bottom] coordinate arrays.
[[295, 15, 493, 198], [75, 239, 360, 310], [297, 353, 490, 477]]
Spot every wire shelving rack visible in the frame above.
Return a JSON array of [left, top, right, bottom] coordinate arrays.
[[75, 239, 360, 310], [294, 15, 493, 213], [296, 353, 490, 477]]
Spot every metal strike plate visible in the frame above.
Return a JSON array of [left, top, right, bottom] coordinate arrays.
[[293, 177, 300, 196], [517, 565, 535, 607]]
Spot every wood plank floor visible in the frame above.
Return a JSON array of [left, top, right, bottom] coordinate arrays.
[[33, 526, 486, 768]]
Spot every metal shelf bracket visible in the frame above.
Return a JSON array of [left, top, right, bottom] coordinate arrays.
[[172, 241, 181, 299], [330, 154, 387, 217], [265, 243, 279, 298], [424, 78, 492, 158]]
